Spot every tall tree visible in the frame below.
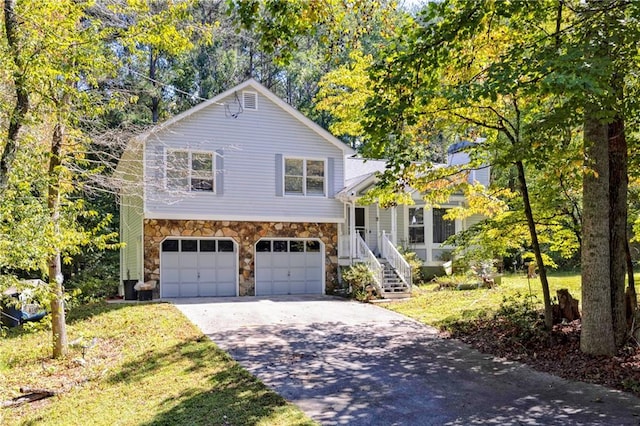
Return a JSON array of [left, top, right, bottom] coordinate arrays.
[[358, 0, 566, 328], [349, 0, 639, 351], [0, 0, 169, 357], [1, 0, 30, 189]]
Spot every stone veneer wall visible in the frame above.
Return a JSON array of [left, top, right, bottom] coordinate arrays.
[[144, 219, 338, 296]]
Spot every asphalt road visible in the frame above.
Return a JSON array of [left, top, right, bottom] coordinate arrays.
[[172, 295, 640, 425]]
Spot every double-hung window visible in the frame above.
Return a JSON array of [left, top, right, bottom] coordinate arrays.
[[408, 207, 425, 244], [433, 208, 455, 243], [284, 158, 325, 196], [166, 150, 215, 192]]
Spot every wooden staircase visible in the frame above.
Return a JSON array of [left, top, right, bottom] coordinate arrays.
[[380, 260, 411, 299]]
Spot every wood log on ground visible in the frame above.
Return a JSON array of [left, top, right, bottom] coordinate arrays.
[[553, 289, 580, 324], [2, 388, 56, 407]]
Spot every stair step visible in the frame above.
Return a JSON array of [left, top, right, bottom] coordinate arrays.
[[383, 286, 408, 291], [382, 284, 408, 288]]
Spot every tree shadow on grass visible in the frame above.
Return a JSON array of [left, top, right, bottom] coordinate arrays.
[[1, 302, 133, 341], [106, 336, 312, 425], [66, 301, 156, 324], [140, 368, 312, 426]]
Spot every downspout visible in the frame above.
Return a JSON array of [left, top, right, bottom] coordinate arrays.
[[119, 201, 125, 297], [140, 234, 144, 284]]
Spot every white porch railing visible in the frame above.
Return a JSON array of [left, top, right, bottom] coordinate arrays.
[[381, 231, 412, 289], [355, 233, 384, 294]]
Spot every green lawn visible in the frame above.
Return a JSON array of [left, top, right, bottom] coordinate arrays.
[[0, 303, 315, 426], [382, 272, 586, 328]]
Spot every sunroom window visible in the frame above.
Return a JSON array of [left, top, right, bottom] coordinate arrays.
[[433, 208, 455, 243], [408, 207, 425, 244]]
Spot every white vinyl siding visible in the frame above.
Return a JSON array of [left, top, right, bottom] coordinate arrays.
[[465, 213, 485, 228], [472, 166, 490, 187], [144, 90, 346, 222], [117, 141, 144, 286], [120, 193, 143, 282]]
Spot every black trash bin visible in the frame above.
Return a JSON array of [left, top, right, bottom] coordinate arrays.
[[124, 280, 138, 301], [138, 290, 152, 301]]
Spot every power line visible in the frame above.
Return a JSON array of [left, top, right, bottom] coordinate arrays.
[[126, 67, 223, 105]]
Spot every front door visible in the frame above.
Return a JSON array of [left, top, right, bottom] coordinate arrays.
[[355, 207, 367, 243]]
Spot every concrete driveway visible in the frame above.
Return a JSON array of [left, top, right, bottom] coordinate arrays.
[[172, 295, 640, 425]]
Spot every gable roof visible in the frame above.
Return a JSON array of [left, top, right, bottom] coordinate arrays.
[[336, 158, 387, 200], [127, 79, 354, 155]]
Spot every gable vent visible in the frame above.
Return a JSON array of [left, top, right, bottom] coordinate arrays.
[[243, 91, 258, 110]]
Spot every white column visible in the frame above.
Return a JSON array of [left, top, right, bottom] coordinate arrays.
[[391, 205, 397, 245], [349, 202, 356, 259], [426, 206, 433, 263]]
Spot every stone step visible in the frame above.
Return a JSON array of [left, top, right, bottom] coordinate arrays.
[[381, 290, 411, 299]]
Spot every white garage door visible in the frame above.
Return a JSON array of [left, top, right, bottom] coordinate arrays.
[[161, 238, 237, 298], [255, 239, 324, 296]]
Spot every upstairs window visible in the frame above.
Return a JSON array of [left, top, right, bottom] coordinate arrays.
[[284, 158, 325, 196], [433, 208, 455, 243], [166, 150, 214, 192]]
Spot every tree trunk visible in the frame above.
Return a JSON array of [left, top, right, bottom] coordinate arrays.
[[49, 120, 67, 359], [515, 160, 553, 329], [609, 115, 628, 346], [1, 0, 30, 190], [49, 252, 66, 358], [149, 48, 160, 123], [581, 110, 615, 356]]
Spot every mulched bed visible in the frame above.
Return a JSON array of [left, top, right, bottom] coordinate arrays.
[[442, 316, 640, 397]]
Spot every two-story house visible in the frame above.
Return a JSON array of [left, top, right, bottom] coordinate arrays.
[[117, 79, 487, 299]]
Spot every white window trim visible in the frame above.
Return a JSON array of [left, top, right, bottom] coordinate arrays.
[[164, 148, 216, 193], [160, 236, 237, 253], [405, 205, 459, 248], [408, 206, 425, 245], [283, 157, 327, 197]]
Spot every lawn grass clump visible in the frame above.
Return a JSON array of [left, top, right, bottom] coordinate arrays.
[[0, 302, 314, 426]]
